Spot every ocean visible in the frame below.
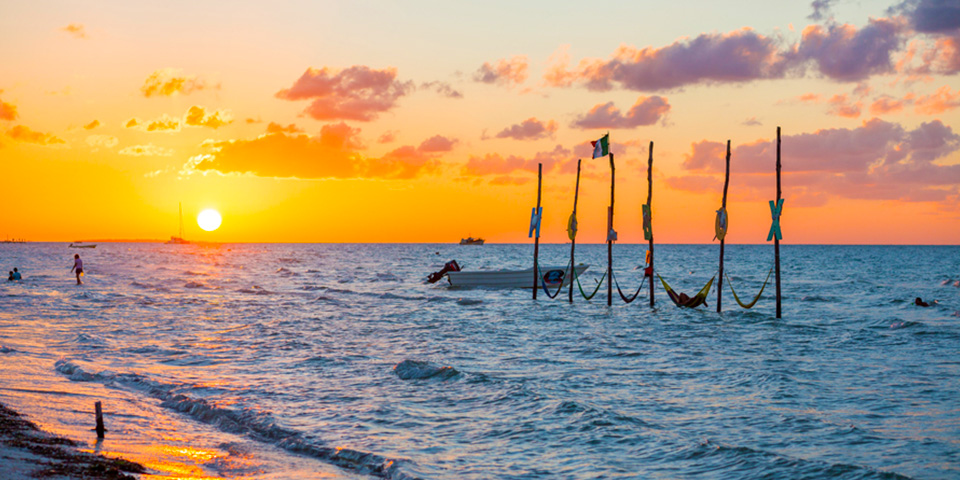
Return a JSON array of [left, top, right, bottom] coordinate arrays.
[[0, 242, 958, 479]]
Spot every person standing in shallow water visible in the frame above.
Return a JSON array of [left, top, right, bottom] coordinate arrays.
[[71, 254, 83, 285]]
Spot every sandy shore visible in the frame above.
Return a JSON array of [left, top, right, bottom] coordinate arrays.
[[0, 401, 144, 479]]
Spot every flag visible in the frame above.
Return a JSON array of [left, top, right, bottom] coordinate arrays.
[[591, 133, 609, 158]]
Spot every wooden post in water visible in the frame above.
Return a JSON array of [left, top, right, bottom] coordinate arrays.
[[532, 163, 542, 299], [607, 153, 615, 306], [647, 142, 655, 307], [568, 159, 582, 303], [94, 401, 105, 439], [717, 140, 731, 313], [775, 127, 782, 318]]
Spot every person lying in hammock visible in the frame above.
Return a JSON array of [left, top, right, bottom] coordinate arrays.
[[678, 292, 707, 308]]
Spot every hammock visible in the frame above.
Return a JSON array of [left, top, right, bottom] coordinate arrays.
[[657, 274, 715, 308], [611, 269, 647, 304], [724, 268, 774, 309], [574, 266, 606, 300], [538, 261, 572, 299]]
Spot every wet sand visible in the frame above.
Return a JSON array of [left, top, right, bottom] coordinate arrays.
[[0, 401, 144, 479]]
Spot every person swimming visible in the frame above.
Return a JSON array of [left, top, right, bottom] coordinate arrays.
[[914, 297, 938, 307], [7, 271, 13, 281], [12, 268, 21, 280]]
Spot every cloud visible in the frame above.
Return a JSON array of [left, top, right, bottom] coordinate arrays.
[[809, 0, 838, 21], [184, 124, 441, 180], [913, 85, 960, 113], [83, 119, 100, 130], [827, 94, 863, 118], [60, 23, 87, 39], [7, 125, 65, 145], [145, 115, 180, 132], [140, 69, 212, 97], [673, 118, 960, 202], [418, 135, 456, 152], [275, 66, 413, 121], [546, 29, 790, 91], [119, 144, 173, 156], [742, 117, 763, 126], [493, 117, 558, 141], [893, 0, 960, 33], [473, 56, 529, 87], [870, 95, 908, 114], [796, 18, 906, 82], [125, 118, 140, 128], [183, 105, 232, 129], [420, 81, 463, 98], [0, 98, 17, 120], [245, 117, 262, 124], [266, 122, 303, 134], [378, 131, 397, 144], [85, 135, 118, 149], [572, 96, 670, 128], [462, 145, 575, 178]]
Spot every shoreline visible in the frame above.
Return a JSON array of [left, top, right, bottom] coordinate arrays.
[[0, 401, 144, 479]]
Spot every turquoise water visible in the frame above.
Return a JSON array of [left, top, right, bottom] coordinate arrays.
[[1, 243, 958, 479]]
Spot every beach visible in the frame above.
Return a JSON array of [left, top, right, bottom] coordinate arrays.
[[1, 242, 958, 479]]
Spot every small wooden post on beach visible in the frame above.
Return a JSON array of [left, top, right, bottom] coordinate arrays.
[[775, 127, 782, 318], [94, 401, 105, 439], [607, 153, 615, 306], [532, 163, 543, 299], [647, 142, 655, 307], [568, 159, 582, 303], [717, 140, 731, 313]]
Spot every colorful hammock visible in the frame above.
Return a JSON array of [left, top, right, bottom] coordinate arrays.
[[724, 268, 774, 309], [657, 274, 715, 308], [538, 261, 572, 299], [611, 269, 647, 304], [574, 266, 606, 300]]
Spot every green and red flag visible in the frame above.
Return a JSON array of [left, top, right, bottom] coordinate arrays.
[[591, 133, 609, 158]]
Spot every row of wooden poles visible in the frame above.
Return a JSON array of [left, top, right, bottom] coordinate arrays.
[[531, 127, 783, 318]]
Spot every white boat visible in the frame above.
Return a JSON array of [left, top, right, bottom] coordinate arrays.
[[445, 264, 589, 288], [166, 202, 190, 245], [69, 242, 96, 248]]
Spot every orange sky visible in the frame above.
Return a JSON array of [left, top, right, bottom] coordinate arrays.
[[1, 1, 958, 244]]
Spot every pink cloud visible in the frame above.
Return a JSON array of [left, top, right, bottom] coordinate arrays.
[[187, 126, 442, 180], [674, 119, 960, 202], [494, 118, 558, 141], [572, 96, 670, 128], [418, 135, 456, 153], [275, 66, 413, 121], [377, 131, 397, 144], [914, 85, 960, 114], [463, 145, 574, 177], [420, 81, 463, 98], [473, 55, 529, 87], [796, 18, 905, 81], [870, 95, 907, 114], [7, 125, 65, 145], [141, 69, 211, 97], [827, 94, 863, 118]]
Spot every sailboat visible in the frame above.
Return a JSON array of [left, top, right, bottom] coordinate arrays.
[[166, 203, 190, 245]]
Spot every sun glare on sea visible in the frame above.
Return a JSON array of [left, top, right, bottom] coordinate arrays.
[[197, 209, 222, 232]]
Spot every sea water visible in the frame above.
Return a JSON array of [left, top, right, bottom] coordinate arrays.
[[0, 242, 957, 479]]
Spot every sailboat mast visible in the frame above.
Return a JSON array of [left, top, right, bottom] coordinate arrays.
[[179, 202, 184, 239]]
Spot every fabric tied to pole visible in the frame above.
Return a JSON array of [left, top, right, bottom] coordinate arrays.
[[767, 199, 784, 241], [529, 207, 542, 238], [567, 212, 578, 241], [714, 207, 728, 241], [607, 207, 617, 242], [642, 204, 652, 240]]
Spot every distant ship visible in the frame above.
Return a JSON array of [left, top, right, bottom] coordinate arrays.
[[69, 242, 97, 248], [459, 237, 484, 245], [166, 202, 190, 245], [1, 237, 27, 244]]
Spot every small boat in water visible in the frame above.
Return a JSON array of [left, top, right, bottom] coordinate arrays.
[[428, 260, 589, 288], [69, 242, 96, 248], [459, 237, 484, 245], [166, 202, 190, 245]]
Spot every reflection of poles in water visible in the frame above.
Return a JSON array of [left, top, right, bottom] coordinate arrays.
[[568, 159, 581, 304], [717, 140, 730, 313], [532, 163, 542, 300]]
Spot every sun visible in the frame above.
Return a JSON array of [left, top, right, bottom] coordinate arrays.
[[197, 209, 222, 232]]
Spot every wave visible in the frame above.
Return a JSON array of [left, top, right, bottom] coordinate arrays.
[[53, 359, 421, 480], [276, 267, 298, 277], [394, 359, 460, 381], [237, 286, 276, 295]]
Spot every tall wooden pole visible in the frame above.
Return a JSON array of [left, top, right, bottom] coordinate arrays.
[[568, 159, 582, 303], [647, 142, 655, 307], [607, 153, 615, 306], [532, 163, 542, 299], [717, 140, 731, 313], [775, 127, 782, 318], [94, 401, 105, 439]]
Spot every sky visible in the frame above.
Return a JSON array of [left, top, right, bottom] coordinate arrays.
[[1, 0, 958, 244]]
